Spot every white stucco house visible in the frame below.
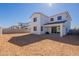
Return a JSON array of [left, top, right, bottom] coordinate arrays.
[[29, 11, 71, 37]]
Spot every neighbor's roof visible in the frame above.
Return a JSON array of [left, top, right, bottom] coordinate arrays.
[[44, 20, 67, 25]]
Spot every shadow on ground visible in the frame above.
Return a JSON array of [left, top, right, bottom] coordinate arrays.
[[8, 33, 79, 46]]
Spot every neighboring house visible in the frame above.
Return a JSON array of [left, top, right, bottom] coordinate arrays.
[[18, 22, 30, 29], [30, 11, 71, 37], [3, 23, 30, 34], [9, 25, 19, 30], [18, 22, 31, 32]]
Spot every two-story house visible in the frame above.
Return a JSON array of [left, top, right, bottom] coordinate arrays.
[[30, 11, 71, 37]]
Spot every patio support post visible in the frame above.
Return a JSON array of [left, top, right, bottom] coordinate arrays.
[[60, 25, 63, 37]]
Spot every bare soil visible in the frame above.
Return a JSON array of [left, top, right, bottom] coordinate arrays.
[[0, 33, 79, 56]]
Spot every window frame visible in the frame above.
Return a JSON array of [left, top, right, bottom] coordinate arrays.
[[33, 17, 37, 22], [33, 26, 37, 31], [50, 18, 54, 21], [57, 16, 62, 20]]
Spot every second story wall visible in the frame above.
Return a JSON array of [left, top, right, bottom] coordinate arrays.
[[40, 14, 49, 34], [49, 11, 70, 23], [40, 14, 49, 25]]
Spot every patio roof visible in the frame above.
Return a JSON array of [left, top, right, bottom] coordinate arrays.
[[44, 20, 67, 25]]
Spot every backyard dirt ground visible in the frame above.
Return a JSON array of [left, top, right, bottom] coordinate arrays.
[[0, 33, 79, 56]]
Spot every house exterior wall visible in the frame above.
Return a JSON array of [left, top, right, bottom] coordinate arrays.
[[62, 12, 71, 35], [59, 20, 71, 37], [65, 18, 71, 33], [30, 11, 71, 37], [60, 24, 66, 37], [30, 13, 49, 34], [49, 11, 71, 36], [40, 15, 49, 34], [30, 14, 41, 34], [50, 12, 69, 22]]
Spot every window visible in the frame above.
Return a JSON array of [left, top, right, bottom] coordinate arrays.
[[33, 18, 37, 22], [33, 26, 37, 31], [57, 16, 62, 20], [41, 26, 43, 31], [57, 26, 60, 33], [50, 18, 54, 21]]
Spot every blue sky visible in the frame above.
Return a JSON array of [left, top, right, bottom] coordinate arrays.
[[0, 3, 79, 29]]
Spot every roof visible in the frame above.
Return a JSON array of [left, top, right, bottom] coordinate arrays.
[[50, 11, 68, 17], [30, 11, 71, 20], [44, 20, 67, 25], [30, 12, 49, 18]]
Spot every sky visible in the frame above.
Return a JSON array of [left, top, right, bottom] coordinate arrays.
[[0, 3, 79, 29]]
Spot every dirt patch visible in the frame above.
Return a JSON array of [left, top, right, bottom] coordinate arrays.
[[0, 33, 79, 55]]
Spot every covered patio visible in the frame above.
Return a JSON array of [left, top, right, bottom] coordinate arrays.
[[44, 21, 67, 37]]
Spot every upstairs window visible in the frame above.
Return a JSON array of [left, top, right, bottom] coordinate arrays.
[[57, 16, 62, 20], [33, 18, 37, 22], [33, 26, 37, 31], [50, 18, 54, 21]]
